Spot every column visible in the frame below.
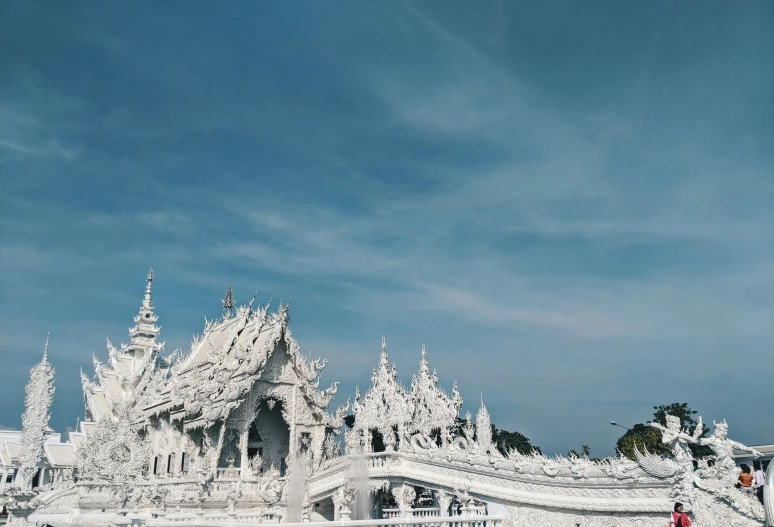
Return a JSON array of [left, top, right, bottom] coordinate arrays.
[[0, 468, 7, 490], [238, 421, 249, 479], [331, 493, 341, 521], [437, 491, 452, 517], [289, 384, 298, 457]]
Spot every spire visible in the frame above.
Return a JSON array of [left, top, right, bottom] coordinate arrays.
[[418, 344, 430, 378], [379, 336, 389, 369], [42, 332, 50, 362], [129, 267, 161, 349], [17, 335, 56, 490], [143, 267, 154, 309], [222, 282, 235, 315], [476, 393, 493, 449]]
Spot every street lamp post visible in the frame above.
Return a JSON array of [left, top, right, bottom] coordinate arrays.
[[610, 421, 631, 431]]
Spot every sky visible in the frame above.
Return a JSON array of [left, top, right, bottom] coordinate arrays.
[[0, 0, 772, 457]]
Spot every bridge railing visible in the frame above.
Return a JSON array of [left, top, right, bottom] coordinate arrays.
[[148, 517, 503, 527]]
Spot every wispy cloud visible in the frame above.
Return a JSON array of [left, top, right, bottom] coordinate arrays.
[[0, 0, 771, 455]]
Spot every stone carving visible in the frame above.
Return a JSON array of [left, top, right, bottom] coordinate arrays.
[[16, 335, 55, 490], [409, 345, 462, 444], [77, 403, 149, 482], [8, 270, 764, 527], [692, 419, 765, 522], [697, 419, 763, 486], [350, 338, 413, 453], [646, 414, 703, 504]]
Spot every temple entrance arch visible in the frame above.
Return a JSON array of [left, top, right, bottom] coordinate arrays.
[[252, 398, 290, 476]]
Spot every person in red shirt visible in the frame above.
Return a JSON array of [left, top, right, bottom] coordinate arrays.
[[669, 502, 691, 527]]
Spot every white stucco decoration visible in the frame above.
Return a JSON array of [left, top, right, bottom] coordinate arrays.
[[0, 270, 762, 527], [16, 334, 55, 491]]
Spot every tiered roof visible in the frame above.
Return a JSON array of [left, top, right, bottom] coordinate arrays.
[[82, 271, 339, 431]]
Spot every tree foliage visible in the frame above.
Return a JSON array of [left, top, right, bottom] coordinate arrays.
[[567, 445, 592, 458], [615, 402, 712, 461], [491, 425, 542, 456], [616, 423, 671, 460]]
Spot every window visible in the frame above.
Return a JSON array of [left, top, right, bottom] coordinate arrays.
[[181, 453, 189, 473]]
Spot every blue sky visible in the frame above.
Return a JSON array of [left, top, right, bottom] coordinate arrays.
[[1, 1, 772, 456]]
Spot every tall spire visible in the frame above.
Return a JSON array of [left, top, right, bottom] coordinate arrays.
[[17, 335, 56, 490], [222, 282, 235, 316], [143, 267, 154, 309], [42, 331, 50, 362], [419, 343, 429, 376], [379, 336, 389, 368], [476, 393, 493, 450], [129, 267, 160, 349]]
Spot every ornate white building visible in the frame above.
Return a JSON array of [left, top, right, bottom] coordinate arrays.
[[1, 270, 770, 527]]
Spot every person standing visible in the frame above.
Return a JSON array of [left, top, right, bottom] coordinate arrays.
[[753, 461, 765, 505], [670, 502, 692, 527], [739, 465, 754, 494]]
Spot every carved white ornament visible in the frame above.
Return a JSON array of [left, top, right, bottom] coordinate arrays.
[[7, 271, 764, 527]]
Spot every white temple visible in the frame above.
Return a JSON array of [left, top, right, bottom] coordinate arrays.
[[1, 270, 771, 527]]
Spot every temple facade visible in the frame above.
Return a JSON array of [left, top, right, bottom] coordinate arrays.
[[0, 270, 769, 527]]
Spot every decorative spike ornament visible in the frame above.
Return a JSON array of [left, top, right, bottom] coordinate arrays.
[[475, 394, 493, 451], [222, 282, 235, 317], [17, 334, 56, 490]]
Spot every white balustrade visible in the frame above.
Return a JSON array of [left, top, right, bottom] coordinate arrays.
[[146, 515, 502, 527]]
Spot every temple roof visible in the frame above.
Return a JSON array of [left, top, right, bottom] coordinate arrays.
[[168, 299, 337, 428], [81, 273, 340, 431]]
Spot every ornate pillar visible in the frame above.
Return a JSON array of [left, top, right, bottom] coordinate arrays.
[[331, 492, 341, 521], [437, 490, 452, 517], [238, 422, 250, 479], [391, 483, 415, 518], [290, 384, 299, 457]]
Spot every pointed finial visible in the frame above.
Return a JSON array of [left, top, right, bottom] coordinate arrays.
[[421, 343, 426, 358], [379, 336, 389, 368], [143, 267, 154, 306], [222, 282, 235, 311], [248, 290, 259, 311], [43, 332, 50, 361]]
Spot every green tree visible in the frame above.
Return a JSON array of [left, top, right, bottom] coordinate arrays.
[[567, 445, 592, 458], [491, 425, 542, 456], [450, 416, 541, 455], [616, 423, 671, 460], [615, 402, 713, 461]]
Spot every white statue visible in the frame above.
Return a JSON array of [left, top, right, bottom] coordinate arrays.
[[697, 419, 762, 486], [647, 414, 703, 503]]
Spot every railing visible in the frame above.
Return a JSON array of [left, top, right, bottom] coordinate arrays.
[[216, 466, 242, 479], [147, 515, 502, 527], [383, 508, 482, 520]]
